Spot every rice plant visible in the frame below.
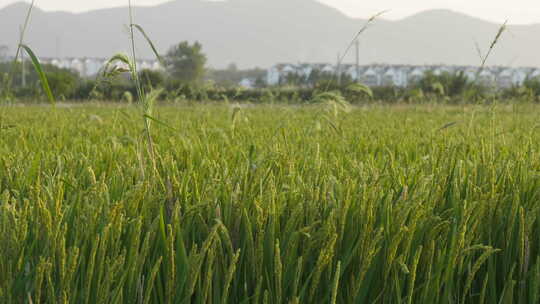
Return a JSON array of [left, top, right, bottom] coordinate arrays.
[[1, 1, 537, 303], [100, 0, 166, 172], [1, 104, 540, 303]]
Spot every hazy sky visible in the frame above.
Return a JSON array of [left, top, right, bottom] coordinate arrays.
[[0, 0, 539, 24]]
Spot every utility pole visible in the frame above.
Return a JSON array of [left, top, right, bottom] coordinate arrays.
[[21, 49, 26, 87], [355, 39, 360, 83], [20, 27, 26, 87], [336, 52, 341, 86]]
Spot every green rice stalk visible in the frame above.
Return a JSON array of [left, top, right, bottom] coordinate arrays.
[[330, 261, 341, 304]]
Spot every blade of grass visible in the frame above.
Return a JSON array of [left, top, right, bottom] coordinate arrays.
[[324, 10, 388, 91], [5, 0, 36, 100], [19, 44, 55, 105], [131, 24, 164, 65]]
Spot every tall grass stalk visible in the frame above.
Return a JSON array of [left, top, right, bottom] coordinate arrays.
[[475, 21, 508, 78], [1, 1, 55, 105], [128, 0, 156, 164], [2, 0, 35, 102], [313, 11, 384, 111], [324, 10, 387, 92], [101, 0, 166, 172]]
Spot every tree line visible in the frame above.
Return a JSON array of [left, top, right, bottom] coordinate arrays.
[[3, 41, 540, 103]]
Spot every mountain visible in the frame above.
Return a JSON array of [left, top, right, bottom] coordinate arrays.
[[0, 1, 539, 68]]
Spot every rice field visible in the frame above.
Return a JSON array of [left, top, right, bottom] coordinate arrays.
[[1, 103, 540, 303]]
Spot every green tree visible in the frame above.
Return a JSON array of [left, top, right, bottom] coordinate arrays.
[[139, 69, 165, 90], [415, 71, 470, 97], [45, 67, 80, 99], [0, 62, 79, 99], [523, 78, 540, 96], [307, 70, 335, 88], [206, 64, 266, 88], [165, 41, 207, 84]]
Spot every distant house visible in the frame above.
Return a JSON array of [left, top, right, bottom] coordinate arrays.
[[268, 64, 290, 84], [70, 59, 84, 75], [265, 63, 537, 88], [298, 64, 313, 79], [239, 78, 255, 89], [266, 65, 281, 86], [344, 65, 360, 81], [321, 64, 335, 74], [408, 67, 425, 85], [528, 69, 540, 81], [497, 68, 515, 88], [513, 68, 529, 85], [432, 66, 453, 76], [360, 67, 380, 87], [382, 67, 408, 87], [84, 58, 103, 76], [39, 57, 160, 78], [477, 69, 496, 86], [282, 64, 296, 76], [59, 59, 71, 70], [139, 61, 153, 71], [381, 68, 395, 86], [50, 58, 62, 68], [464, 68, 477, 82]]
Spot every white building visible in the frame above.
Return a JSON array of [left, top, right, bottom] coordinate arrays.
[[343, 65, 361, 81], [239, 78, 255, 89], [497, 68, 515, 88], [39, 57, 161, 77], [298, 64, 314, 79], [267, 65, 281, 86], [529, 69, 540, 81], [266, 63, 539, 88], [408, 67, 426, 85], [360, 67, 380, 87], [477, 69, 496, 86], [381, 67, 409, 87], [85, 58, 102, 76]]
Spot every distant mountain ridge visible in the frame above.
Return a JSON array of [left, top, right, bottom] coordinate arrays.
[[1, 1, 539, 68]]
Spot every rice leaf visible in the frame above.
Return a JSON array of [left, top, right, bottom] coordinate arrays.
[[131, 24, 165, 65], [19, 44, 55, 105]]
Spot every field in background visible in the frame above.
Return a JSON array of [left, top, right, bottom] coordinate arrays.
[[1, 103, 540, 303]]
